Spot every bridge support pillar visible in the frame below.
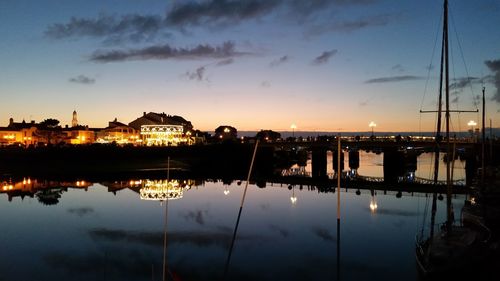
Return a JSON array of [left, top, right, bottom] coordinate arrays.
[[383, 148, 404, 184], [311, 148, 328, 179]]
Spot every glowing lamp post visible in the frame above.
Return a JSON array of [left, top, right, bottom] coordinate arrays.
[[467, 120, 477, 142], [369, 121, 377, 136], [290, 123, 297, 139]]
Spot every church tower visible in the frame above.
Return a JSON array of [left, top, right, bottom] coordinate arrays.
[[72, 110, 78, 127]]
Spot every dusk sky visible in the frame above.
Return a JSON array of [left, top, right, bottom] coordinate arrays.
[[1, 0, 499, 133]]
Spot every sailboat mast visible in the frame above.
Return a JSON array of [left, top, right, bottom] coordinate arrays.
[[444, 0, 453, 233]]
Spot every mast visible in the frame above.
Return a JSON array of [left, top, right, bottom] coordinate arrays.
[[481, 87, 485, 188], [444, 0, 453, 233]]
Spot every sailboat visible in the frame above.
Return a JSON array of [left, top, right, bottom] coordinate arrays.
[[415, 0, 490, 278]]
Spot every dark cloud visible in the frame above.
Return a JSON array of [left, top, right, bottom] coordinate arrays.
[[45, 0, 381, 44], [216, 58, 234, 66], [67, 206, 94, 217], [311, 227, 335, 242], [450, 77, 479, 90], [312, 49, 337, 65], [364, 75, 423, 84], [270, 55, 290, 67], [184, 66, 208, 82], [485, 59, 500, 102], [166, 0, 281, 27], [69, 75, 95, 84], [90, 41, 246, 63], [45, 13, 169, 44]]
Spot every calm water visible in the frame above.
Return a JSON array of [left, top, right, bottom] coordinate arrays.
[[0, 152, 468, 281]]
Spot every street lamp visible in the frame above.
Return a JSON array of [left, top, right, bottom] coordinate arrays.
[[290, 123, 297, 139], [369, 121, 377, 136], [467, 120, 477, 141]]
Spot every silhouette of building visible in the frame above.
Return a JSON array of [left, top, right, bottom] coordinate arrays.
[[72, 110, 78, 127]]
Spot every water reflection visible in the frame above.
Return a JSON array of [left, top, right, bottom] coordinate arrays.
[[0, 175, 473, 281], [139, 179, 192, 201]]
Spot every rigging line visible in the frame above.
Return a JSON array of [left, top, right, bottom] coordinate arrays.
[[449, 6, 479, 111], [420, 9, 443, 112]]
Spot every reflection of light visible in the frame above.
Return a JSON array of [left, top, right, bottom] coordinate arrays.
[[129, 180, 142, 186], [369, 200, 378, 212], [370, 190, 378, 213], [140, 179, 184, 201], [290, 186, 297, 205], [224, 189, 230, 196]]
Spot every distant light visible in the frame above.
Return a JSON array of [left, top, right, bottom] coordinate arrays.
[[467, 120, 477, 126], [224, 127, 230, 133], [290, 124, 297, 130], [369, 121, 377, 128]]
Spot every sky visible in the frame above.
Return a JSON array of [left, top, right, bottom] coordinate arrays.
[[1, 0, 499, 133]]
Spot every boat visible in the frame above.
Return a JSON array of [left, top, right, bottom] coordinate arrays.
[[415, 0, 492, 279]]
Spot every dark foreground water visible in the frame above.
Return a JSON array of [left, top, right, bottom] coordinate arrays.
[[0, 152, 469, 281]]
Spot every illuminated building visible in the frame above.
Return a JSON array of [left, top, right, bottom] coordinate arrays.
[[129, 112, 194, 146], [96, 118, 140, 145], [141, 124, 183, 146], [64, 126, 95, 144]]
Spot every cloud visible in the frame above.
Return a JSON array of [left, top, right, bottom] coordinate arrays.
[[270, 55, 289, 67], [312, 49, 337, 65], [184, 66, 208, 82], [311, 226, 335, 242], [166, 0, 281, 27], [167, 0, 380, 28], [485, 59, 500, 102], [449, 77, 479, 91], [69, 75, 95, 84], [364, 75, 423, 84], [67, 206, 94, 216], [90, 41, 246, 63], [45, 13, 169, 44]]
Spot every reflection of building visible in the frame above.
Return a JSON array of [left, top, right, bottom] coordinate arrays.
[[0, 178, 91, 202], [129, 112, 193, 146], [139, 179, 193, 201], [96, 118, 140, 144]]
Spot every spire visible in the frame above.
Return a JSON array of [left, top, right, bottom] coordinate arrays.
[[72, 110, 78, 127]]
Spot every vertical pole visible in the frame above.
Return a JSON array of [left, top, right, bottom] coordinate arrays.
[[336, 134, 341, 281], [481, 87, 485, 187], [224, 140, 259, 279], [444, 0, 453, 233], [337, 135, 341, 219]]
